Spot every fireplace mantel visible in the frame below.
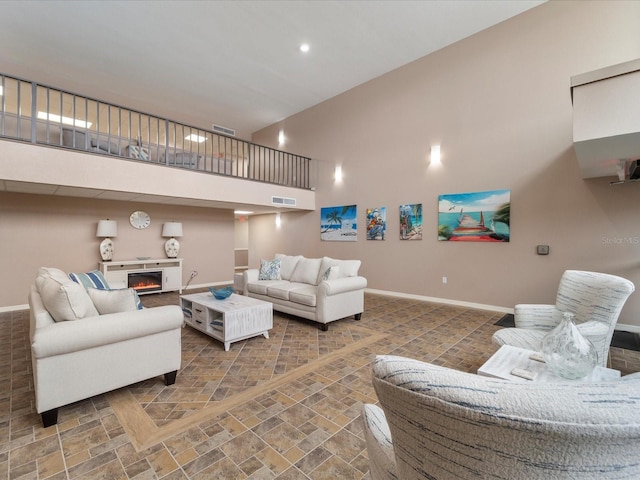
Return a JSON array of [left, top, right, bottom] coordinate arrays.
[[99, 258, 182, 295]]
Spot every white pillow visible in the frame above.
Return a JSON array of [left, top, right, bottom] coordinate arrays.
[[87, 288, 139, 314], [37, 266, 73, 284], [317, 257, 361, 283], [275, 254, 302, 281], [36, 275, 99, 322], [290, 257, 322, 285]]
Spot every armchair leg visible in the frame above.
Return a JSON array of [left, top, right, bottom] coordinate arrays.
[[41, 409, 58, 428], [165, 370, 177, 386], [355, 313, 362, 321]]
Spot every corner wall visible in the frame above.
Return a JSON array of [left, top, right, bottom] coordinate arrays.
[[251, 1, 640, 326]]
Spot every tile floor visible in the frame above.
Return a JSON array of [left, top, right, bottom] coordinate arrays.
[[2, 291, 639, 479]]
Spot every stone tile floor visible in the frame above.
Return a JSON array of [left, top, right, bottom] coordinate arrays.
[[2, 291, 639, 479]]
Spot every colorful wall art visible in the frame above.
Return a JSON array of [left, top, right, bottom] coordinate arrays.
[[320, 205, 358, 241], [366, 207, 386, 240], [438, 189, 510, 242], [399, 204, 422, 240]]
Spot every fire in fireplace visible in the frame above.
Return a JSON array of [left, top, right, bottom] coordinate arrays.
[[128, 271, 163, 293]]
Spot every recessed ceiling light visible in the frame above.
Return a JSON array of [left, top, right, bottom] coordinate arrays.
[[0, 86, 3, 96], [300, 43, 310, 53], [185, 134, 206, 143]]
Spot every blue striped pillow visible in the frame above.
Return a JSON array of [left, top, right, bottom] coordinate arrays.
[[69, 270, 110, 290]]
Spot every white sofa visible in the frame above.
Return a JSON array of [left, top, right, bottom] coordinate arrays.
[[29, 267, 183, 427], [242, 254, 367, 330]]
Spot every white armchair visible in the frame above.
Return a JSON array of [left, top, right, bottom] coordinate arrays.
[[363, 355, 640, 480], [492, 270, 634, 366]]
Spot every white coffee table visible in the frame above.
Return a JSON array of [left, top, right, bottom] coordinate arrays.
[[478, 345, 621, 382], [180, 292, 273, 351]]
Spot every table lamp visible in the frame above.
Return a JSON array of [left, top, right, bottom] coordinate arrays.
[[96, 219, 118, 261], [162, 222, 183, 258]]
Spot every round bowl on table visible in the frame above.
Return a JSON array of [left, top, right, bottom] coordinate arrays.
[[209, 287, 233, 300]]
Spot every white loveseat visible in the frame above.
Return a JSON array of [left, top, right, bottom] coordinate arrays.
[[29, 267, 183, 427], [242, 254, 367, 330]]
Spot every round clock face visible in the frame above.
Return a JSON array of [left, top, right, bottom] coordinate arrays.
[[130, 210, 151, 229]]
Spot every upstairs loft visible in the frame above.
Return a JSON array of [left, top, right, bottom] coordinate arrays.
[[0, 73, 315, 213]]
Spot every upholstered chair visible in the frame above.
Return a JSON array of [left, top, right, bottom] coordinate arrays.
[[363, 355, 640, 480], [492, 270, 634, 366]]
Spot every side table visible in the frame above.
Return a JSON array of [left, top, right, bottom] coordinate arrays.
[[478, 345, 621, 382]]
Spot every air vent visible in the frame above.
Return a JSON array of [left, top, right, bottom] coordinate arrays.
[[212, 124, 235, 137], [271, 196, 296, 206]]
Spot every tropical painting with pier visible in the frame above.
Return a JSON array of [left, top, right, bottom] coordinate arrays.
[[320, 205, 358, 241], [438, 189, 510, 242]]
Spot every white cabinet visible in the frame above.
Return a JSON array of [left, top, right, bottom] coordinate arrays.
[[99, 258, 182, 294]]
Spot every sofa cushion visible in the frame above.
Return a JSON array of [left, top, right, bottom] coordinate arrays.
[[36, 274, 99, 322], [87, 288, 139, 315], [38, 266, 72, 284], [247, 280, 288, 295], [267, 282, 308, 301], [290, 257, 322, 285], [259, 258, 281, 280], [317, 257, 361, 283], [69, 270, 110, 290], [321, 266, 340, 281], [275, 254, 302, 281], [289, 285, 318, 307]]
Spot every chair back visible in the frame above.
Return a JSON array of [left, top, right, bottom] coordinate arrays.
[[372, 355, 640, 479], [555, 270, 634, 360]]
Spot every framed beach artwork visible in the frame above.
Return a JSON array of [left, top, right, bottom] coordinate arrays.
[[399, 204, 422, 240], [366, 207, 386, 240], [438, 189, 510, 242], [320, 205, 358, 241]]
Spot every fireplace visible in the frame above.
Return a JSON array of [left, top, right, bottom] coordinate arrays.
[[128, 271, 162, 294]]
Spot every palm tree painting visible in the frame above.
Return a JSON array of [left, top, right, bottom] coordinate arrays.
[[399, 203, 422, 240], [438, 189, 510, 242], [321, 205, 357, 241]]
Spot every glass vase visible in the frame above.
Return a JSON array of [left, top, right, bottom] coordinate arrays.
[[541, 311, 598, 379]]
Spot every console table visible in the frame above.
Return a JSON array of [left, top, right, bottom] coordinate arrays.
[[99, 258, 182, 294]]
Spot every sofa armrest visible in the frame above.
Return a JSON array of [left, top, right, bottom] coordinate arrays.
[[318, 276, 367, 296], [514, 304, 558, 330], [242, 269, 259, 294], [31, 305, 183, 358]]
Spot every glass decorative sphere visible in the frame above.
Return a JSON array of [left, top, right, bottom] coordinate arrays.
[[541, 311, 598, 379]]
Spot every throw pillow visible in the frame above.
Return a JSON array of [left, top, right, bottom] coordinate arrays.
[[275, 254, 302, 281], [69, 270, 110, 290], [259, 258, 281, 280], [321, 266, 340, 281], [290, 257, 322, 285], [36, 274, 99, 322], [87, 288, 139, 315]]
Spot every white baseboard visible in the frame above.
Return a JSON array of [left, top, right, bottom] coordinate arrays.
[[364, 288, 514, 314], [0, 304, 28, 313], [616, 323, 640, 333]]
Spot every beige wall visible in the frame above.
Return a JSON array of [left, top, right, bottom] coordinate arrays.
[[0, 192, 235, 307], [251, 1, 640, 327]]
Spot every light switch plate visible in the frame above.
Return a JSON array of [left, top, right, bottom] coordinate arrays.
[[536, 245, 549, 255]]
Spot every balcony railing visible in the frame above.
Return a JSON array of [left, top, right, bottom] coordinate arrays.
[[0, 73, 311, 189]]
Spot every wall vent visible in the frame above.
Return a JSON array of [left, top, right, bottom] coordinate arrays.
[[212, 124, 236, 137], [271, 196, 296, 206]]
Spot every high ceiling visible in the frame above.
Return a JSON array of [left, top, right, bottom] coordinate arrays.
[[0, 1, 544, 139]]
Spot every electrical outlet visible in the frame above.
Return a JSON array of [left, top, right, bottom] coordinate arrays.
[[536, 245, 549, 255], [442, 276, 447, 284]]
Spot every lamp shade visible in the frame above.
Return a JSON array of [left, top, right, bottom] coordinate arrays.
[[162, 222, 183, 238], [96, 219, 118, 238]]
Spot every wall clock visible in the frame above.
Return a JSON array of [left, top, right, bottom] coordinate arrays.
[[129, 210, 151, 229]]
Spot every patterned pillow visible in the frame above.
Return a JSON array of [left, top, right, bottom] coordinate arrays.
[[69, 270, 110, 290], [259, 258, 281, 280]]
